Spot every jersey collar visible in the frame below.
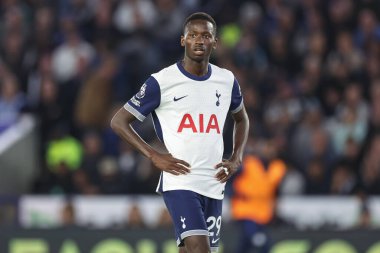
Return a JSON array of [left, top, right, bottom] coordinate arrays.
[[176, 61, 212, 81]]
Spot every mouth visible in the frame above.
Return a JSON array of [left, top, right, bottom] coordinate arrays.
[[193, 47, 205, 55]]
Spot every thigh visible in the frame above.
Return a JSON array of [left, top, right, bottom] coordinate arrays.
[[184, 235, 210, 253]]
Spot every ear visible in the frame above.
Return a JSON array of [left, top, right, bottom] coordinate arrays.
[[212, 37, 218, 50], [180, 35, 185, 47]]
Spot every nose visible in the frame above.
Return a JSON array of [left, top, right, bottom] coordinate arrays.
[[195, 35, 204, 44]]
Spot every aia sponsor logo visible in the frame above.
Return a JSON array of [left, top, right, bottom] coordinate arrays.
[[177, 113, 220, 134]]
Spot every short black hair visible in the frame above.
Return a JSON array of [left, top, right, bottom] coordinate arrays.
[[183, 12, 217, 36]]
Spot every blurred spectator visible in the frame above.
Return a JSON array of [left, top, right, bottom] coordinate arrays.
[[30, 6, 55, 55], [327, 31, 364, 79], [238, 1, 263, 36], [359, 134, 380, 195], [342, 137, 361, 169], [27, 53, 54, 108], [125, 203, 146, 228], [97, 156, 126, 194], [45, 125, 83, 172], [0, 74, 26, 132], [152, 0, 185, 64], [156, 207, 173, 228], [102, 104, 123, 156], [33, 124, 81, 193], [233, 32, 268, 77], [80, 130, 103, 184], [279, 163, 305, 195], [327, 0, 355, 33], [326, 83, 368, 156], [118, 142, 137, 174], [36, 162, 74, 194], [60, 201, 76, 227], [1, 31, 30, 88], [231, 139, 286, 253], [355, 193, 373, 229], [0, 199, 17, 226], [365, 79, 380, 143], [52, 19, 95, 83], [74, 54, 117, 130], [357, 203, 372, 229], [291, 105, 335, 172], [58, 0, 93, 32], [33, 76, 63, 153], [304, 158, 330, 195], [87, 0, 116, 45], [72, 169, 99, 195], [354, 9, 380, 49], [330, 160, 357, 195], [118, 142, 138, 193], [113, 0, 156, 35]]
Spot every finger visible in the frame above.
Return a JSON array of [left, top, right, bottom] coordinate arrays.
[[167, 163, 190, 174], [215, 167, 229, 181], [166, 169, 181, 176], [216, 173, 226, 181], [170, 164, 190, 174], [172, 158, 190, 168], [215, 170, 225, 179], [220, 175, 230, 183], [216, 173, 229, 182], [176, 163, 191, 173], [215, 158, 230, 168], [215, 162, 224, 169]]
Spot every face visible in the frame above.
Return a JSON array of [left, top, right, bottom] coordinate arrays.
[[181, 19, 217, 62]]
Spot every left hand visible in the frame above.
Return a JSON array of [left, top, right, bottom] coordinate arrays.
[[215, 158, 241, 183]]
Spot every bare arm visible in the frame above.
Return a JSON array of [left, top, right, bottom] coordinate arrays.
[[110, 107, 190, 175], [230, 105, 250, 164], [215, 105, 249, 182]]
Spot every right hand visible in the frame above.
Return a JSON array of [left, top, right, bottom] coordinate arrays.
[[150, 152, 191, 175]]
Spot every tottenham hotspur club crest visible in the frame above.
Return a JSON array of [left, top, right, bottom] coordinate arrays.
[[216, 90, 221, 106], [180, 216, 186, 229]]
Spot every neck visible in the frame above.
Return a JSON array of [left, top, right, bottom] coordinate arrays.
[[181, 57, 209, 77]]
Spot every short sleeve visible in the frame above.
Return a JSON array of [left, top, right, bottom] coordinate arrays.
[[124, 76, 161, 121], [229, 77, 243, 113]]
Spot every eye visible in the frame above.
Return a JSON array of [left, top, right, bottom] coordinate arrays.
[[190, 34, 196, 38], [204, 35, 210, 39]]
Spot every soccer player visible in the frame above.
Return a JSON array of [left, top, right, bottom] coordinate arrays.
[[111, 12, 249, 253]]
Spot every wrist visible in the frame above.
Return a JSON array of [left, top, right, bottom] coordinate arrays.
[[230, 153, 242, 164], [147, 149, 158, 160]]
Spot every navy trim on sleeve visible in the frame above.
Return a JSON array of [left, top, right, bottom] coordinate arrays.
[[229, 78, 243, 112], [125, 76, 161, 121]]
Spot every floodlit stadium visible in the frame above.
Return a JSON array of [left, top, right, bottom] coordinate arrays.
[[1, 0, 380, 252]]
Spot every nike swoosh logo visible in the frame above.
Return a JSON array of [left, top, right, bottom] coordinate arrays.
[[211, 238, 220, 244], [173, 95, 188, 102]]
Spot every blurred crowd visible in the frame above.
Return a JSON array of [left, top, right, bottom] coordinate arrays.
[[1, 0, 380, 196]]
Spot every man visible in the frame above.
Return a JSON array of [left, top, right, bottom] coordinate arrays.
[[231, 139, 286, 253], [111, 12, 249, 253]]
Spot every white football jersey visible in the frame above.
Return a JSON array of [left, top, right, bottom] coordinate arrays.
[[124, 62, 243, 199]]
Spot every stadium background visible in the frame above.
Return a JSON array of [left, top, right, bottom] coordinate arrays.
[[1, 0, 380, 252]]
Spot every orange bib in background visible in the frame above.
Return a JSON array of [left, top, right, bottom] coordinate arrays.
[[231, 155, 286, 224]]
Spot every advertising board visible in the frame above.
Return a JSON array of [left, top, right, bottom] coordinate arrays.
[[1, 226, 380, 253]]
